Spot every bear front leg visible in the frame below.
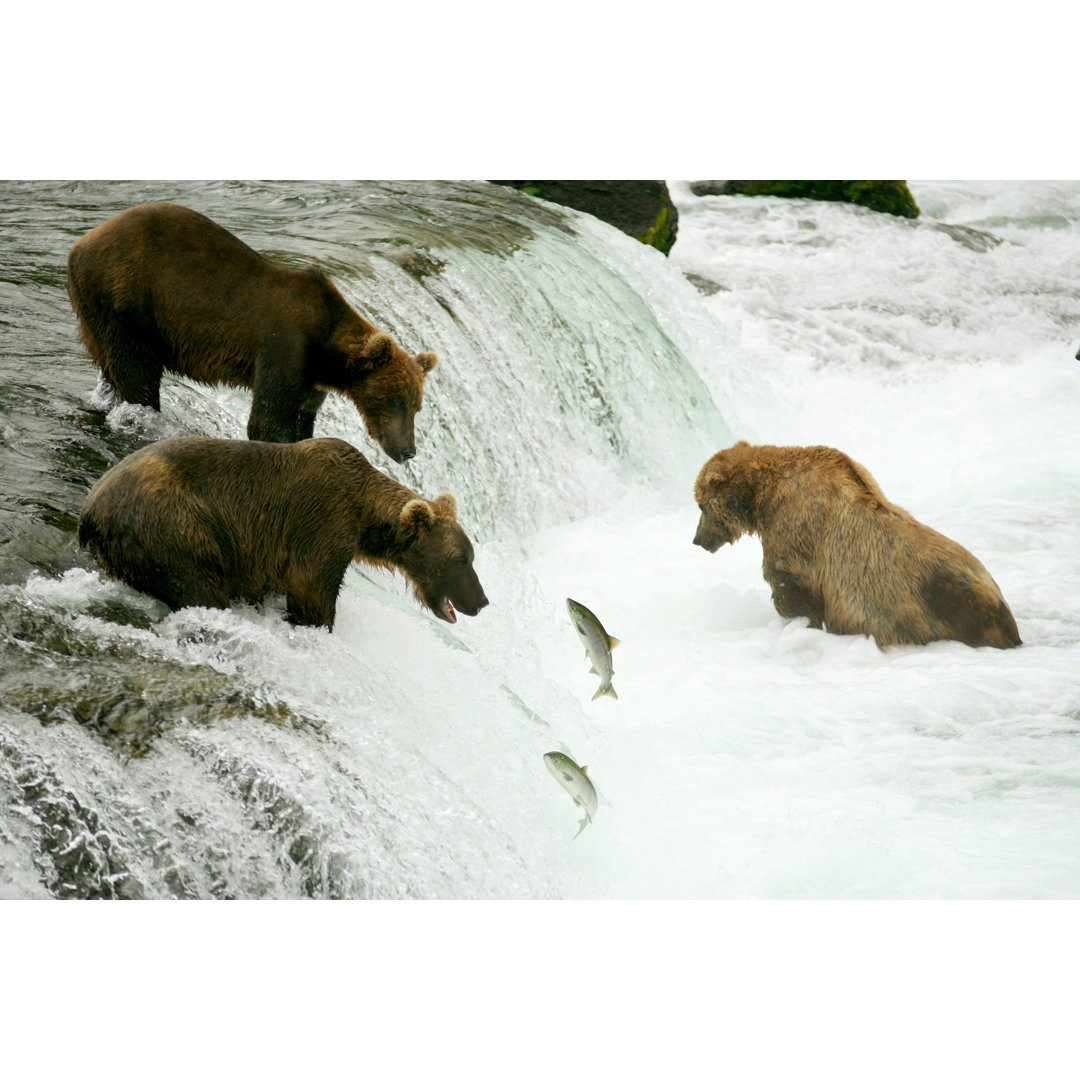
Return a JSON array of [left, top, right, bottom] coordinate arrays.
[[285, 585, 340, 630], [283, 554, 351, 630], [248, 338, 311, 443], [296, 388, 327, 441], [766, 569, 825, 629]]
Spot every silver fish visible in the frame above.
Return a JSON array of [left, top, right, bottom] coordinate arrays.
[[566, 597, 619, 700], [544, 751, 598, 839]]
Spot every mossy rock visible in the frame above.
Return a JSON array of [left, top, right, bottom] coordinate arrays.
[[490, 181, 679, 254], [690, 180, 920, 219]]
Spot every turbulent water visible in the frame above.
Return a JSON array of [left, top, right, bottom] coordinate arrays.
[[1, 179, 1078, 899]]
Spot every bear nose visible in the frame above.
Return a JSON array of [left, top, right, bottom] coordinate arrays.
[[399, 446, 415, 461]]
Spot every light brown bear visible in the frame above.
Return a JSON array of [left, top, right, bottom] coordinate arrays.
[[67, 202, 438, 460], [692, 441, 1021, 649], [78, 437, 488, 631]]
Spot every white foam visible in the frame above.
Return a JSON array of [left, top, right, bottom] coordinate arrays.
[[12, 180, 1080, 898]]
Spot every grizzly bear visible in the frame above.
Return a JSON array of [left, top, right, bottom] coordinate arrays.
[[77, 437, 488, 631], [67, 202, 438, 461], [692, 441, 1021, 649]]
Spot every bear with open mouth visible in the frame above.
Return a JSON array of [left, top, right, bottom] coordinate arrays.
[[78, 436, 488, 631]]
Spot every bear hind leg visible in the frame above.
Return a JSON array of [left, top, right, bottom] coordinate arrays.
[[78, 312, 165, 410], [921, 567, 1022, 649], [85, 533, 231, 612], [68, 266, 166, 410]]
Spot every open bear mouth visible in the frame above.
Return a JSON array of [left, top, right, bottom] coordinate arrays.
[[438, 598, 457, 623]]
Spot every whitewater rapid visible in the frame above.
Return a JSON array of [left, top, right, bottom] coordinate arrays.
[[2, 179, 1078, 899]]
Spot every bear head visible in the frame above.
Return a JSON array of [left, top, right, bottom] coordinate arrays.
[[692, 441, 757, 552], [349, 333, 438, 463], [395, 492, 488, 623]]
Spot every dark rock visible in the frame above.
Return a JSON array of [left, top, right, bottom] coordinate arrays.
[[490, 181, 679, 254], [690, 180, 921, 219]]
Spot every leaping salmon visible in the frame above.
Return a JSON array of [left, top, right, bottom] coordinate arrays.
[[543, 751, 598, 838], [566, 597, 619, 700]]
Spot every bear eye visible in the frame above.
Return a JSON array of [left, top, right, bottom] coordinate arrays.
[[389, 396, 406, 417]]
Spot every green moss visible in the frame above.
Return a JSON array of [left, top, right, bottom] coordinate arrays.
[[490, 181, 679, 254], [630, 205, 674, 253], [720, 180, 920, 219]]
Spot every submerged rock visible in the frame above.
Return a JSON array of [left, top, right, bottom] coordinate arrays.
[[0, 600, 316, 756], [690, 180, 921, 219], [927, 221, 1003, 252], [490, 181, 679, 254], [683, 271, 729, 296]]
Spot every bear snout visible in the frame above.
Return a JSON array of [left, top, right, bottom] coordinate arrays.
[[384, 438, 416, 463], [693, 518, 726, 552], [452, 585, 489, 618]]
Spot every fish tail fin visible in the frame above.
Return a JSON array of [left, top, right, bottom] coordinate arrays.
[[591, 684, 618, 701]]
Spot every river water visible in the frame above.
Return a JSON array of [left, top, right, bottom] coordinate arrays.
[[1, 179, 1078, 900]]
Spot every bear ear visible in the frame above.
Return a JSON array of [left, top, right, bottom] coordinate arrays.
[[360, 332, 396, 369], [398, 498, 435, 539], [697, 456, 733, 499], [431, 492, 457, 520], [706, 461, 733, 486], [415, 351, 438, 374]]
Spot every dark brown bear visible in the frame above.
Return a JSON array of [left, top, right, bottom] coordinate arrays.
[[692, 441, 1021, 649], [67, 202, 438, 461], [77, 437, 488, 630]]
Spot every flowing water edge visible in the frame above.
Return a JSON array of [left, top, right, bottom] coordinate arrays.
[[1, 179, 1079, 901]]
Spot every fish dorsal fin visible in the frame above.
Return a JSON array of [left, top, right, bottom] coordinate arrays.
[[580, 765, 588, 775], [608, 636, 620, 650]]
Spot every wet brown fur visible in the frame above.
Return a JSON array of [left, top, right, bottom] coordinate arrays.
[[77, 437, 487, 630], [67, 203, 438, 460], [693, 441, 1021, 649]]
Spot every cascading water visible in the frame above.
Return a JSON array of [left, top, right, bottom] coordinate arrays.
[[1, 179, 1079, 900], [0, 180, 730, 899]]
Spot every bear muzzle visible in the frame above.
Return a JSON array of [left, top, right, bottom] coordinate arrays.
[[375, 411, 418, 463], [693, 516, 730, 553], [382, 435, 416, 463]]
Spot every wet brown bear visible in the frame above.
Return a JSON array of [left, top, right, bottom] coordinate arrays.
[[67, 202, 438, 461], [77, 437, 488, 631], [692, 441, 1021, 649]]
